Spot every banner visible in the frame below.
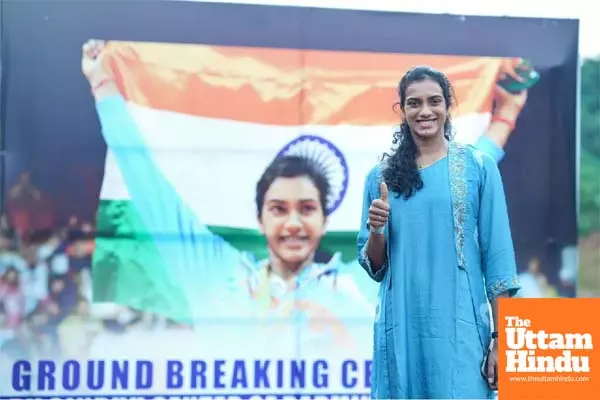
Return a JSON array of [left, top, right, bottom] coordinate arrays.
[[92, 42, 514, 321], [0, 1, 578, 398]]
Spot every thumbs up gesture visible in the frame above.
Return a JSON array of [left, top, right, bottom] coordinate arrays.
[[368, 182, 390, 233]]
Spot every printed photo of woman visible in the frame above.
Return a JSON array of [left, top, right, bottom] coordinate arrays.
[[83, 40, 376, 355]]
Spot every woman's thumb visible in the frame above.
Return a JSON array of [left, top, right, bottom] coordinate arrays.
[[380, 182, 389, 203]]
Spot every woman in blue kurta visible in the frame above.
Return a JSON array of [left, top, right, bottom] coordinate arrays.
[[357, 66, 520, 399]]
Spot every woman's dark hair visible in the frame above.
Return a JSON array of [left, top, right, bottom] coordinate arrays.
[[255, 155, 331, 218], [382, 65, 455, 199]]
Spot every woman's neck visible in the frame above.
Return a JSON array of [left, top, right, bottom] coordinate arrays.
[[414, 132, 448, 157], [413, 133, 448, 168], [268, 254, 313, 283]]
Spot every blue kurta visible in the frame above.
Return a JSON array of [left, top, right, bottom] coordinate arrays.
[[357, 143, 520, 399]]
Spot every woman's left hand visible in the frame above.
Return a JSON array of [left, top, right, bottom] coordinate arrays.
[[493, 84, 528, 122], [486, 341, 499, 390]]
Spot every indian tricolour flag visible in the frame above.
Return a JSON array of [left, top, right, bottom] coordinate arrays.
[[92, 41, 505, 320]]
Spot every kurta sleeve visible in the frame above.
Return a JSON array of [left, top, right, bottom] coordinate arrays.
[[475, 135, 505, 163], [477, 152, 521, 300], [356, 168, 388, 282], [95, 95, 242, 283]]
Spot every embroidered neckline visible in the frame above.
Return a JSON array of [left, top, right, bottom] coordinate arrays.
[[418, 154, 448, 170]]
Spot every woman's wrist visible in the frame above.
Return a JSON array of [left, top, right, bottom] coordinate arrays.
[[88, 71, 114, 89], [370, 225, 385, 235], [494, 106, 520, 123], [88, 73, 118, 100], [91, 78, 114, 94], [87, 71, 114, 87], [491, 331, 499, 349]]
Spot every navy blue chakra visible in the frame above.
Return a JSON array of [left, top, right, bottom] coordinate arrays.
[[276, 135, 349, 215]]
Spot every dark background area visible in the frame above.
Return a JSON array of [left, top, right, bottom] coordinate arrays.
[[0, 1, 579, 284]]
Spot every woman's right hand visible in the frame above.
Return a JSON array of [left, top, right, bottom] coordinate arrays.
[[81, 39, 120, 100], [81, 39, 113, 89], [368, 182, 390, 232]]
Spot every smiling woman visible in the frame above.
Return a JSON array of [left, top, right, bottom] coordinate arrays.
[[255, 155, 330, 279], [357, 65, 521, 399]]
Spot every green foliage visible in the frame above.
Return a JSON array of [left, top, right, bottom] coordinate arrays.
[[579, 57, 600, 235], [579, 149, 600, 235]]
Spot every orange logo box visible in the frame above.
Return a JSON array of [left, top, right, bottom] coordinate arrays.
[[498, 298, 600, 400]]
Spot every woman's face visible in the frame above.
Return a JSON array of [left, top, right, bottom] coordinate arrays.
[[259, 176, 327, 268], [403, 78, 447, 140]]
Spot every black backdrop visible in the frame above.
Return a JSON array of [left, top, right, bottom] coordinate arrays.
[[0, 1, 579, 282]]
